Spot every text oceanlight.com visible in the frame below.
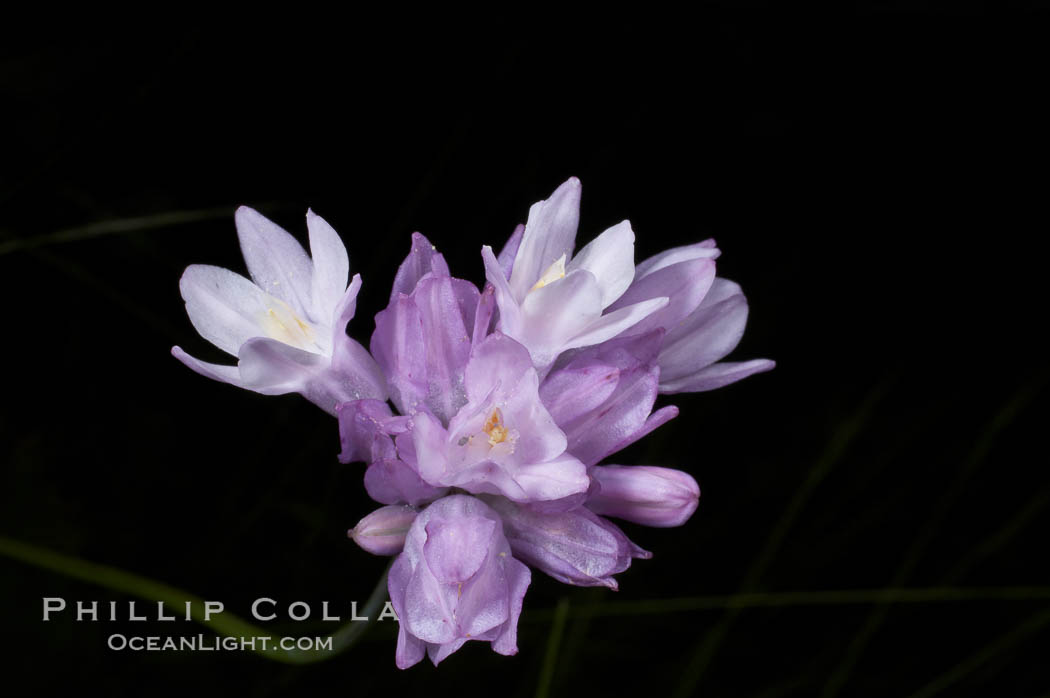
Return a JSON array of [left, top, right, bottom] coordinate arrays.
[[107, 634, 333, 652]]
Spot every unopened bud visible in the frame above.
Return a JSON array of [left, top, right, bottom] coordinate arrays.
[[349, 504, 418, 556], [587, 465, 699, 528]]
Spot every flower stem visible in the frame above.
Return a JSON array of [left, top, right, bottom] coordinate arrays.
[[534, 597, 570, 698]]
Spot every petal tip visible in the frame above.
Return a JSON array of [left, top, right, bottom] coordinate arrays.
[[233, 204, 258, 221]]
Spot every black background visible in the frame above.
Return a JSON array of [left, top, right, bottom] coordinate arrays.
[[1, 6, 1047, 697]]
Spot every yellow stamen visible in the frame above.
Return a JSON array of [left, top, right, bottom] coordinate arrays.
[[529, 254, 567, 292], [482, 408, 509, 446], [260, 298, 317, 351], [267, 308, 288, 330]]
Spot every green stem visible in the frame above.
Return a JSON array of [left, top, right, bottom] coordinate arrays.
[[534, 597, 570, 698], [0, 535, 390, 665], [905, 606, 1050, 698], [559, 586, 1050, 618], [672, 379, 891, 698], [0, 204, 286, 256]]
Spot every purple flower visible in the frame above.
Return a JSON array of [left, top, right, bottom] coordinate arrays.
[[539, 329, 678, 466], [388, 494, 530, 668], [483, 495, 651, 590], [608, 240, 775, 393], [606, 240, 720, 339], [370, 233, 482, 424], [586, 465, 700, 528], [172, 179, 775, 670], [172, 207, 387, 414], [336, 398, 447, 506], [410, 333, 590, 504], [481, 178, 669, 370], [657, 277, 776, 393]]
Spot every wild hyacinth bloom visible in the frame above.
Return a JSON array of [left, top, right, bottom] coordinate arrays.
[[343, 232, 588, 507], [609, 241, 775, 393], [338, 232, 491, 507], [177, 179, 772, 669], [481, 178, 670, 370], [172, 207, 387, 414], [331, 180, 775, 667], [410, 333, 590, 504], [388, 494, 530, 668], [370, 232, 480, 423]]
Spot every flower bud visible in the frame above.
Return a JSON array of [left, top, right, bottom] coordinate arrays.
[[484, 495, 650, 590], [587, 465, 700, 528], [348, 505, 418, 556]]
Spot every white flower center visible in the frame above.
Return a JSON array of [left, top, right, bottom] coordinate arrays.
[[259, 297, 325, 353]]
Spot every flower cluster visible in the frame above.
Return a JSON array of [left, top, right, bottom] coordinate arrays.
[[173, 178, 773, 667]]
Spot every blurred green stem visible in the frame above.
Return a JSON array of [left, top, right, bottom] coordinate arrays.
[[557, 586, 1050, 618], [0, 204, 285, 256], [673, 381, 891, 698], [906, 606, 1050, 698], [822, 374, 1047, 697], [535, 597, 570, 698]]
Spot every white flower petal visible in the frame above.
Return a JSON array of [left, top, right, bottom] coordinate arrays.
[[634, 240, 720, 279], [566, 219, 636, 308], [171, 346, 244, 387], [508, 178, 581, 303], [234, 206, 314, 315], [307, 209, 349, 325], [331, 274, 362, 340], [519, 269, 603, 368], [565, 296, 670, 352], [179, 264, 272, 355]]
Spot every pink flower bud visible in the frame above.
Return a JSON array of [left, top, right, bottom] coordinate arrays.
[[348, 504, 418, 556], [587, 465, 700, 528]]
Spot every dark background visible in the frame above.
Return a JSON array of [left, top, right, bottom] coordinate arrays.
[[1, 6, 1046, 697]]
